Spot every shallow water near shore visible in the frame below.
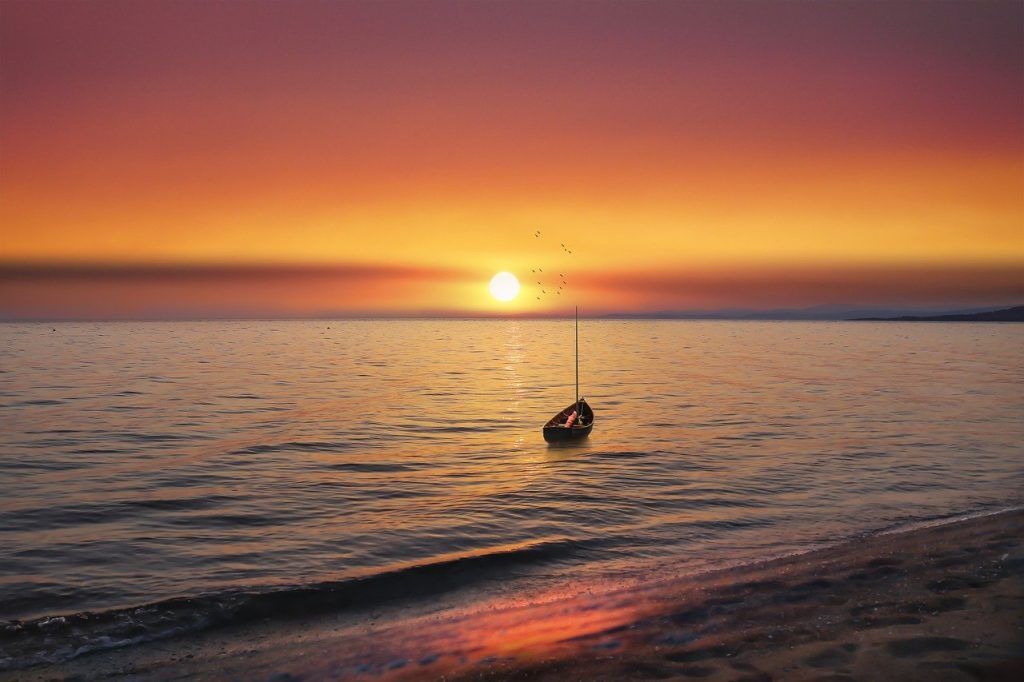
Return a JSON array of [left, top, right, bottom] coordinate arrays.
[[1, 320, 1022, 669]]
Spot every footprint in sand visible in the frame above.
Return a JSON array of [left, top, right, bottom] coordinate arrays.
[[665, 644, 735, 664], [802, 644, 856, 668], [898, 596, 967, 614], [926, 576, 992, 592], [885, 636, 972, 658], [777, 578, 834, 603], [667, 606, 710, 626], [851, 614, 923, 629]]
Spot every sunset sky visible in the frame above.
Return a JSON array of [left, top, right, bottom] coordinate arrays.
[[2, 0, 1022, 318]]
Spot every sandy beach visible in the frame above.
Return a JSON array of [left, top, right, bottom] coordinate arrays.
[[7, 508, 1021, 682], [453, 509, 1024, 682]]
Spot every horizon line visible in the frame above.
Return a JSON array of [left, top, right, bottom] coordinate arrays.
[[2, 303, 1018, 323]]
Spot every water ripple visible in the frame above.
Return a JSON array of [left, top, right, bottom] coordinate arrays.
[[0, 319, 1020, 644]]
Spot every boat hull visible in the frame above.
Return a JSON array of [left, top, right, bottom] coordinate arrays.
[[542, 399, 594, 443]]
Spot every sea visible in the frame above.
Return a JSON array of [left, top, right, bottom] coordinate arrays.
[[1, 320, 1022, 670]]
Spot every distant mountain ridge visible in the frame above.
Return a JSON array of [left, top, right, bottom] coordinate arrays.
[[600, 304, 1019, 321], [851, 305, 1024, 322]]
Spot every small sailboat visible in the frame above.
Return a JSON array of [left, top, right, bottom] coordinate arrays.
[[542, 397, 593, 442], [542, 306, 594, 442]]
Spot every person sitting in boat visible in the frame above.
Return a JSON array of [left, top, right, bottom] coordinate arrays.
[[564, 410, 577, 427]]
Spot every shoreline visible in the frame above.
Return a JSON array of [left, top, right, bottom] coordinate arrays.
[[5, 508, 1022, 681], [452, 508, 1024, 682]]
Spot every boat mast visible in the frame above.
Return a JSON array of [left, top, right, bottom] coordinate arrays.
[[575, 305, 580, 420]]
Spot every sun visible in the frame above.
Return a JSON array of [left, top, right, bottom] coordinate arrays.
[[488, 271, 520, 302]]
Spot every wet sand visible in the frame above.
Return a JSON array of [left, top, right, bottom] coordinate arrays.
[[7, 509, 1022, 681], [456, 509, 1024, 682]]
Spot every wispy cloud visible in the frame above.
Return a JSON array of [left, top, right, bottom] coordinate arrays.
[[573, 264, 1024, 310], [2, 261, 1020, 319], [0, 262, 470, 282], [0, 262, 477, 320]]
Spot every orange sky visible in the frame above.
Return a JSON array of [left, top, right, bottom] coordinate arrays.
[[1, 0, 1022, 318]]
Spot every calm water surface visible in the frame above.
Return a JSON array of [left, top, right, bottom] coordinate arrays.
[[1, 320, 1022, 666]]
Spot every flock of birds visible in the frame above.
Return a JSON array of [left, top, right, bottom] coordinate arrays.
[[531, 230, 573, 301]]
